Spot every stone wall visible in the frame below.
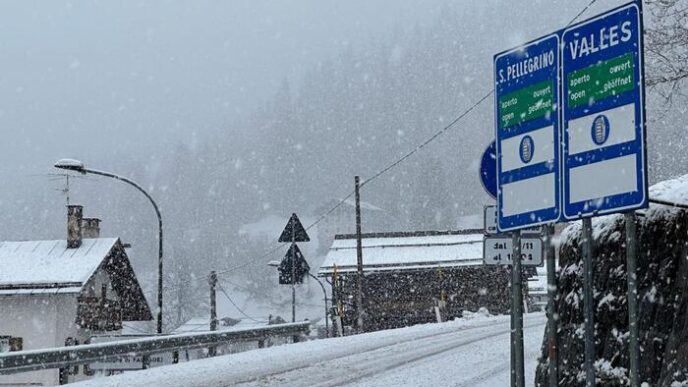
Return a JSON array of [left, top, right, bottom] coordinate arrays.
[[534, 204, 688, 386]]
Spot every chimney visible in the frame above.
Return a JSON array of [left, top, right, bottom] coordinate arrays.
[[67, 205, 83, 248], [81, 218, 101, 239]]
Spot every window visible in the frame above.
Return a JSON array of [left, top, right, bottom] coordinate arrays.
[[0, 335, 23, 352], [0, 336, 9, 353]]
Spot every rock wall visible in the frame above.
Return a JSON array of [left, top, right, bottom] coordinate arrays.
[[535, 177, 688, 386]]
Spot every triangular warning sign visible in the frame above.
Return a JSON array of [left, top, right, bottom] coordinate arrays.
[[278, 243, 311, 284], [278, 213, 310, 242]]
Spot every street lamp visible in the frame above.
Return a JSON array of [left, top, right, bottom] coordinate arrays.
[[268, 260, 329, 337], [55, 159, 165, 334]]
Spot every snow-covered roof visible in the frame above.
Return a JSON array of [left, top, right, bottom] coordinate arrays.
[[318, 230, 484, 275], [0, 238, 118, 289]]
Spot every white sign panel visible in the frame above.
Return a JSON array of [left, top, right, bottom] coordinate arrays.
[[483, 236, 543, 266], [485, 205, 542, 236], [484, 205, 498, 235]]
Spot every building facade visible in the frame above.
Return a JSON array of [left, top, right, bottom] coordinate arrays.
[[318, 230, 512, 333], [0, 205, 152, 386]]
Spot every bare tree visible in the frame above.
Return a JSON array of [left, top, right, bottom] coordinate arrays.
[[645, 0, 688, 101]]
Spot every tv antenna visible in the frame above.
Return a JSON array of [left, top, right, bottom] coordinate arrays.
[[46, 173, 92, 206], [56, 173, 71, 206]]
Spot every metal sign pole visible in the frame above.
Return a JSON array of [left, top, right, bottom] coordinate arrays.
[[291, 218, 296, 323], [510, 264, 515, 387], [545, 224, 559, 386], [625, 212, 640, 386], [512, 230, 525, 387], [582, 217, 595, 386]]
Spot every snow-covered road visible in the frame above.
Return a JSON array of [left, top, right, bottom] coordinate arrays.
[[74, 313, 546, 387]]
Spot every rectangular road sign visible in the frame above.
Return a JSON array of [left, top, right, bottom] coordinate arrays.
[[484, 205, 498, 235], [484, 205, 542, 236], [562, 2, 647, 219], [494, 34, 561, 232], [483, 236, 543, 266]]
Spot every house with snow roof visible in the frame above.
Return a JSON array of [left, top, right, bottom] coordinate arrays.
[[0, 205, 152, 386], [318, 229, 512, 333]]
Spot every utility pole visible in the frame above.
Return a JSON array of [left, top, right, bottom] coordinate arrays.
[[355, 176, 364, 333], [209, 271, 217, 357]]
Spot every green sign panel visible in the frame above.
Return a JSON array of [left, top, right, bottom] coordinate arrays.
[[567, 53, 635, 108], [498, 80, 553, 128]]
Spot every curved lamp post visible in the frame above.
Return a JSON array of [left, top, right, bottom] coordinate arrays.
[[268, 260, 329, 337], [55, 159, 164, 334]]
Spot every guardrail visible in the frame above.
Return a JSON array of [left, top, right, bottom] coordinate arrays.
[[0, 321, 310, 375]]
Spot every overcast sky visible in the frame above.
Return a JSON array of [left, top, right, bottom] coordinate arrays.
[[0, 0, 621, 207], [0, 1, 450, 177]]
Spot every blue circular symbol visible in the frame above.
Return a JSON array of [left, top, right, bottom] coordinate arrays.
[[479, 141, 497, 199], [591, 114, 610, 145], [519, 135, 534, 164]]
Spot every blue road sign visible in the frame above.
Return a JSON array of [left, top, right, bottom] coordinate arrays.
[[479, 141, 497, 199], [494, 34, 561, 232], [562, 1, 647, 219]]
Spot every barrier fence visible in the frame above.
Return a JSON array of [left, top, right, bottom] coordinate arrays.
[[0, 321, 310, 375]]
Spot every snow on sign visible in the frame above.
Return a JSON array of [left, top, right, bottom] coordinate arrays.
[[562, 1, 648, 219], [483, 236, 543, 266], [494, 34, 561, 232]]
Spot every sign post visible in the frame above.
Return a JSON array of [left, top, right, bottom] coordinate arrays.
[[278, 213, 310, 324], [625, 212, 640, 386], [494, 2, 647, 384], [545, 224, 559, 386], [561, 4, 646, 385], [581, 218, 595, 386], [511, 230, 525, 387], [494, 34, 561, 232], [495, 32, 560, 387]]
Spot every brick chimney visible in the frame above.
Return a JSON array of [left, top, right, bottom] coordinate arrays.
[[67, 205, 83, 248], [81, 218, 101, 239]]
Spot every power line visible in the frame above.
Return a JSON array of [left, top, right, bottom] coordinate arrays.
[[568, 0, 600, 27], [360, 90, 493, 189], [217, 284, 263, 322], [162, 0, 604, 291]]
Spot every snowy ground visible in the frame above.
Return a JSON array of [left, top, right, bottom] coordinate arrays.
[[74, 312, 546, 387]]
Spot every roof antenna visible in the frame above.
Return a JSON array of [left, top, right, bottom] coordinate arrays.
[[53, 173, 70, 206]]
